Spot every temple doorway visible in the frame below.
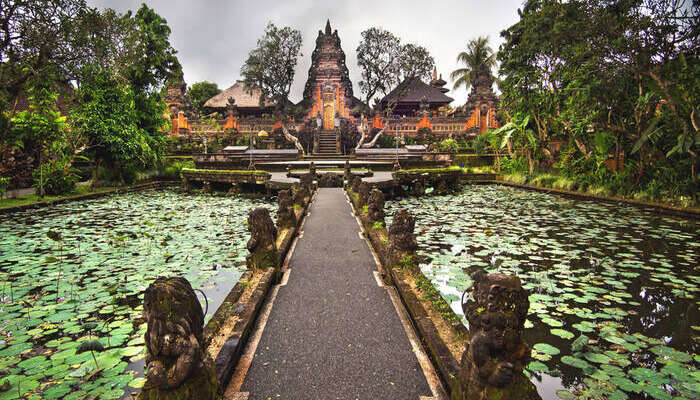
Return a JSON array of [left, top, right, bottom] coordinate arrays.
[[323, 104, 335, 130]]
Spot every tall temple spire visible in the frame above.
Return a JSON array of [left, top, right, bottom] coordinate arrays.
[[325, 19, 332, 35]]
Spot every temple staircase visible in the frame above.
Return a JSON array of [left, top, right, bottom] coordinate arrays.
[[315, 130, 340, 156]]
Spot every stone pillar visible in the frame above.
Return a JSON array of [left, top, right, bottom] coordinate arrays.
[[309, 161, 316, 176], [367, 188, 385, 225], [387, 209, 418, 269], [276, 189, 295, 229], [457, 270, 540, 400], [246, 207, 278, 270], [344, 160, 351, 182], [357, 182, 370, 207], [138, 277, 219, 400], [183, 176, 191, 193]]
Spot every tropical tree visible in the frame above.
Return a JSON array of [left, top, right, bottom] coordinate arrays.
[[399, 43, 435, 82], [70, 65, 155, 185], [356, 27, 402, 107], [241, 22, 302, 111], [187, 81, 221, 115], [450, 36, 496, 94]]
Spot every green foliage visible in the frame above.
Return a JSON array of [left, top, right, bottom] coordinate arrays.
[[71, 65, 160, 183], [0, 176, 11, 198], [450, 36, 496, 93], [241, 22, 302, 110], [499, 156, 528, 174], [188, 81, 221, 115], [371, 221, 384, 230], [497, 0, 699, 196], [399, 43, 435, 82], [32, 159, 78, 196], [356, 27, 402, 106], [438, 138, 459, 153]]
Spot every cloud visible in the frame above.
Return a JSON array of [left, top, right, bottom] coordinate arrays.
[[87, 0, 522, 105]]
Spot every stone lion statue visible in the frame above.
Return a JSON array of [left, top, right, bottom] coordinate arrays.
[[458, 269, 540, 400], [246, 207, 278, 270], [367, 188, 385, 223], [276, 189, 295, 229], [139, 277, 218, 400]]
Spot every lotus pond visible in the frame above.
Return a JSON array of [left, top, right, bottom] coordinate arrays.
[[386, 185, 699, 400], [0, 188, 273, 399]]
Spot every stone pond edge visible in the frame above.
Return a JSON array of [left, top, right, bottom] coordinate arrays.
[[346, 185, 466, 398], [199, 187, 314, 390]]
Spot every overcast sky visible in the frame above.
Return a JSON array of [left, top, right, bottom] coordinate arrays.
[[87, 0, 524, 105]]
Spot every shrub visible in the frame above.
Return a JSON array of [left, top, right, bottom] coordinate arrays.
[[503, 173, 528, 185], [33, 160, 78, 195], [372, 221, 384, 230], [499, 156, 528, 174], [438, 138, 459, 153], [0, 176, 10, 198]]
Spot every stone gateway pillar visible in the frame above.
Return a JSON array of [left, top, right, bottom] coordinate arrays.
[[138, 277, 219, 400], [457, 270, 541, 400]]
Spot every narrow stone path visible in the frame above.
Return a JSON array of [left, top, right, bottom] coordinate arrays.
[[236, 188, 434, 399]]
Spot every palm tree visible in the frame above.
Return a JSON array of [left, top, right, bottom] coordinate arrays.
[[450, 36, 496, 93]]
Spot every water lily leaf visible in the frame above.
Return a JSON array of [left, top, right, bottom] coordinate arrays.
[[533, 343, 560, 355]]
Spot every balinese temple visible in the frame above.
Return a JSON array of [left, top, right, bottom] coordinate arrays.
[[300, 20, 363, 129], [378, 73, 453, 116], [203, 80, 277, 118], [460, 64, 500, 134]]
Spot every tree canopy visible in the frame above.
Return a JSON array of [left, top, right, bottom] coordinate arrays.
[[494, 0, 699, 202], [241, 22, 302, 111], [357, 28, 437, 106], [450, 36, 496, 94], [187, 81, 221, 116]]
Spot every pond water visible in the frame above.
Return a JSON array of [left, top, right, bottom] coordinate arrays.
[[0, 188, 273, 400], [386, 185, 699, 400]]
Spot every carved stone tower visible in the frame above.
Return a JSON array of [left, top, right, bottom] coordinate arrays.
[[302, 20, 355, 130]]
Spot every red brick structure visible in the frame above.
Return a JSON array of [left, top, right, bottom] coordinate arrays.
[[300, 20, 361, 129]]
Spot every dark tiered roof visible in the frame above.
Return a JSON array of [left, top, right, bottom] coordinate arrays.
[[379, 77, 453, 108]]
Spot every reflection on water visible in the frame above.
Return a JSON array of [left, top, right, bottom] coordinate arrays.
[[0, 188, 273, 399], [387, 185, 699, 399]]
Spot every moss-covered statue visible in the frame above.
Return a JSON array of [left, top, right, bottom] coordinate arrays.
[[138, 277, 219, 400], [387, 209, 418, 270], [351, 176, 362, 193], [457, 269, 540, 400], [367, 188, 385, 224], [276, 189, 295, 229], [246, 207, 278, 270], [357, 181, 370, 207]]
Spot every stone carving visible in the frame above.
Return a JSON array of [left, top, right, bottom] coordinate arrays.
[[351, 176, 362, 193], [276, 189, 295, 229], [309, 161, 316, 176], [292, 183, 307, 206], [367, 188, 385, 223], [412, 180, 424, 196], [458, 269, 540, 400], [138, 277, 218, 400], [357, 182, 370, 207], [317, 173, 343, 188], [388, 209, 417, 254], [246, 207, 278, 270]]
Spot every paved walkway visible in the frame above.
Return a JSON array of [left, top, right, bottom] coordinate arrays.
[[237, 188, 434, 399]]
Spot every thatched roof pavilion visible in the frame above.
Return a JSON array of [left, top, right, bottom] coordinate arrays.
[[203, 80, 277, 116]]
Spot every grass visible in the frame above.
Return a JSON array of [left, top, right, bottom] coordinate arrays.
[[413, 271, 461, 324], [395, 166, 461, 174], [180, 168, 270, 176], [461, 165, 497, 174], [0, 185, 119, 210]]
